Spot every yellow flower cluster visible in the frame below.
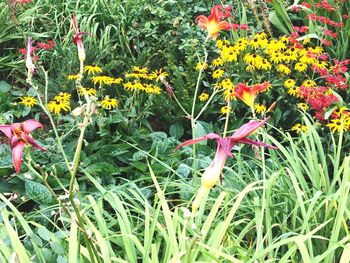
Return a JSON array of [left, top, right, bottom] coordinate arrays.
[[47, 92, 71, 114]]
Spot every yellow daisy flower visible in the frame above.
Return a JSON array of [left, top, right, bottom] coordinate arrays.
[[212, 69, 224, 79], [288, 86, 300, 96], [195, 62, 208, 71], [302, 80, 316, 87], [327, 118, 347, 133], [149, 69, 169, 81], [254, 104, 266, 114], [284, 79, 296, 88], [211, 58, 224, 67], [84, 65, 102, 75], [291, 123, 308, 133], [54, 92, 71, 102], [294, 62, 308, 72], [199, 92, 209, 102], [276, 64, 291, 75], [67, 74, 80, 80], [221, 78, 233, 89], [297, 103, 308, 111], [101, 96, 118, 110], [220, 106, 231, 114], [92, 76, 114, 86], [47, 100, 71, 115], [78, 87, 97, 96], [19, 96, 38, 108]]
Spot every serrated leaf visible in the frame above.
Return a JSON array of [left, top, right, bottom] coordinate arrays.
[[25, 180, 52, 205]]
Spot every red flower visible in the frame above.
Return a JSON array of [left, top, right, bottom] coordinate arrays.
[[177, 118, 277, 189], [36, 40, 55, 50], [25, 38, 35, 73], [72, 16, 89, 63], [195, 5, 232, 40], [231, 82, 270, 107], [0, 120, 47, 173]]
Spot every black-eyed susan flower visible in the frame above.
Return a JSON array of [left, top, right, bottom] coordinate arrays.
[[221, 78, 233, 89], [19, 96, 38, 108], [84, 65, 102, 75], [291, 123, 308, 133], [47, 100, 71, 115], [149, 69, 169, 81], [288, 86, 300, 96], [54, 92, 71, 102], [297, 103, 309, 111], [212, 69, 224, 79], [199, 92, 209, 101], [221, 46, 238, 62], [256, 59, 272, 70], [67, 74, 80, 80], [326, 118, 348, 133], [92, 76, 114, 86], [284, 79, 296, 88], [211, 58, 224, 67], [220, 105, 231, 114], [195, 62, 208, 71], [276, 64, 291, 75], [101, 96, 118, 110], [302, 79, 316, 87], [78, 87, 97, 96], [254, 104, 266, 114], [294, 62, 308, 72]]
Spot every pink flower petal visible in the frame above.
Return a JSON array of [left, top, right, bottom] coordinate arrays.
[[21, 119, 43, 133], [0, 125, 12, 139], [237, 138, 277, 149], [231, 117, 270, 140], [24, 134, 47, 151], [12, 141, 25, 174], [176, 133, 221, 150]]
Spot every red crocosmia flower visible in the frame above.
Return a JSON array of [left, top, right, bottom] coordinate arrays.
[[0, 120, 47, 173], [195, 5, 232, 40], [232, 82, 270, 107], [36, 40, 55, 50], [12, 0, 32, 3], [177, 117, 277, 189]]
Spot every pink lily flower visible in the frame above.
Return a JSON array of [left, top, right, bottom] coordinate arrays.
[[0, 120, 47, 173], [72, 15, 88, 63], [177, 117, 277, 189]]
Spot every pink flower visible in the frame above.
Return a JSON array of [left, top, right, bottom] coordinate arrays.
[[0, 120, 47, 173], [177, 118, 277, 189]]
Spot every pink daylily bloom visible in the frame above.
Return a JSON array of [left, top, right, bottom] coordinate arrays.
[[177, 117, 277, 189], [0, 120, 47, 173], [72, 15, 89, 63]]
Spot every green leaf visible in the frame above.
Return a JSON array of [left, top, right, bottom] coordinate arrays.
[[169, 123, 184, 139], [37, 227, 52, 241], [0, 81, 11, 93], [25, 180, 53, 205], [50, 241, 65, 255]]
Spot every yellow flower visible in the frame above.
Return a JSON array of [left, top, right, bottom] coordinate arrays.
[[67, 74, 80, 80], [256, 59, 272, 70], [288, 86, 300, 96], [254, 104, 266, 114], [297, 103, 308, 111], [54, 92, 71, 102], [220, 106, 231, 114], [332, 107, 348, 118], [302, 80, 316, 87], [199, 92, 209, 101], [211, 58, 224, 67], [326, 117, 349, 133], [47, 100, 71, 115], [212, 69, 224, 79], [294, 62, 308, 72], [216, 39, 230, 49], [101, 96, 118, 110], [245, 65, 256, 72], [284, 79, 296, 88], [92, 76, 114, 86], [276, 64, 291, 75], [132, 66, 148, 74], [19, 96, 38, 108], [291, 123, 308, 133], [221, 78, 233, 89], [221, 46, 238, 62], [195, 62, 208, 71], [78, 87, 97, 96], [149, 69, 169, 81], [269, 52, 284, 64], [233, 37, 248, 51], [84, 65, 102, 75]]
